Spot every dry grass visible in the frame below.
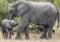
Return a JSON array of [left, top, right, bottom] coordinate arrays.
[[0, 30, 60, 42]]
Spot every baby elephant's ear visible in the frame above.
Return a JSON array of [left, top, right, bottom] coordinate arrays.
[[17, 4, 30, 16]]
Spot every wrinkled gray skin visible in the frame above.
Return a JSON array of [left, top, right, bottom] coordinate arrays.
[[1, 19, 17, 39], [7, 1, 59, 39]]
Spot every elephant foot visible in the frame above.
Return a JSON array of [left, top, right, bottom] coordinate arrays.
[[26, 37, 29, 39], [40, 36, 46, 39], [9, 37, 12, 39], [45, 37, 52, 40], [48, 36, 52, 39], [4, 36, 8, 39], [40, 35, 52, 39], [48, 34, 52, 39], [4, 37, 8, 39], [15, 36, 21, 39], [40, 35, 46, 39]]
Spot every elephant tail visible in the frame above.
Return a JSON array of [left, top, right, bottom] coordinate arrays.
[[53, 2, 59, 28], [56, 5, 60, 28], [57, 12, 59, 28], [0, 23, 1, 26]]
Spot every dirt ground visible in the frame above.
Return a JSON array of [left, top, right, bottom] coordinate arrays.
[[0, 30, 60, 42]]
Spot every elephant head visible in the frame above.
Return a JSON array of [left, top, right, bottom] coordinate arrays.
[[7, 1, 30, 20], [2, 19, 17, 27], [10, 20, 18, 27]]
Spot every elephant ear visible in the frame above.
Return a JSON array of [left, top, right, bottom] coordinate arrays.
[[17, 3, 30, 16]]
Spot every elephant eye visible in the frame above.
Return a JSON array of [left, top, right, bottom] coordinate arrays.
[[10, 10, 15, 13]]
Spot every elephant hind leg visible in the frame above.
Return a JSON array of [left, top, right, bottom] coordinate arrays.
[[47, 25, 53, 39], [47, 24, 55, 39], [40, 24, 48, 39]]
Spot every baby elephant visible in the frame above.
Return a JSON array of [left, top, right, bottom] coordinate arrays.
[[1, 19, 17, 39]]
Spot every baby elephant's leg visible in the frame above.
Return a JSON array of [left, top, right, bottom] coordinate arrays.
[[9, 28, 13, 39]]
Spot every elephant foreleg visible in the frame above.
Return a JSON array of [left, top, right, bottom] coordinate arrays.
[[16, 23, 29, 39], [16, 26, 24, 39], [16, 15, 29, 39], [24, 26, 29, 39], [9, 28, 12, 39]]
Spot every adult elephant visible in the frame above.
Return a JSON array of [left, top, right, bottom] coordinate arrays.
[[7, 1, 59, 39]]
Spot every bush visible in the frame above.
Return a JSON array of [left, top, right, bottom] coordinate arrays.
[[0, 0, 19, 22], [0, 0, 8, 22]]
